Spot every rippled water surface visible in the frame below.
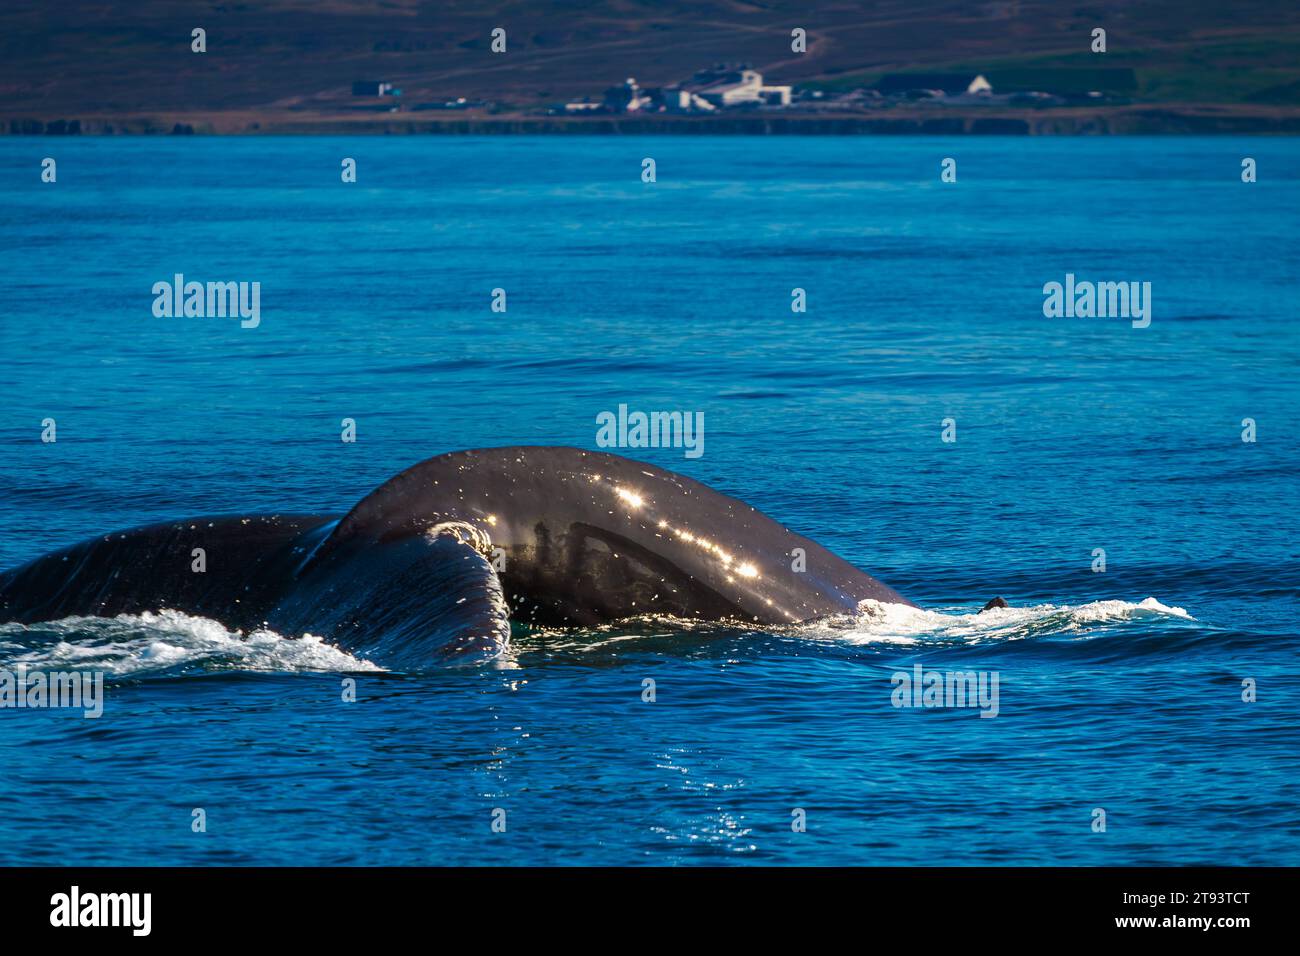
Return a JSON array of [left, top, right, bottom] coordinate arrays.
[[0, 136, 1297, 864]]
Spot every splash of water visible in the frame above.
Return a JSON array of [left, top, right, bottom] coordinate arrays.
[[0, 597, 1201, 676], [798, 596, 1195, 646], [0, 609, 383, 677]]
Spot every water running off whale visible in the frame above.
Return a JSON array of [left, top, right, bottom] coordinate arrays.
[[0, 447, 916, 669]]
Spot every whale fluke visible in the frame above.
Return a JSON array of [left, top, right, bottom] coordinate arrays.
[[0, 515, 509, 669], [0, 446, 914, 667]]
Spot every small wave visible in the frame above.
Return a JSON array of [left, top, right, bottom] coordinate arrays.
[[798, 596, 1195, 647], [0, 597, 1203, 676], [0, 610, 383, 678], [508, 597, 1201, 662]]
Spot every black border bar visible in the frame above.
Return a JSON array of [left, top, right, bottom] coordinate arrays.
[[0, 866, 1283, 940]]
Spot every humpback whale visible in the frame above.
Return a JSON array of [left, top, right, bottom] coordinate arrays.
[[0, 447, 915, 668]]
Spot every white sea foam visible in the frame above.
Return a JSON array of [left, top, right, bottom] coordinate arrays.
[[0, 598, 1196, 674], [796, 596, 1194, 647], [0, 609, 382, 676]]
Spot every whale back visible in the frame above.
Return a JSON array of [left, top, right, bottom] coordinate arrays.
[[320, 446, 915, 626]]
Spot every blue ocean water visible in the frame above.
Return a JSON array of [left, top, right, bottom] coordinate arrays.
[[0, 135, 1297, 865]]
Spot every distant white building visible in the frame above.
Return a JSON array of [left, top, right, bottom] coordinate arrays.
[[563, 68, 794, 115], [659, 88, 716, 112], [691, 69, 792, 107], [603, 77, 655, 112], [966, 74, 993, 94]]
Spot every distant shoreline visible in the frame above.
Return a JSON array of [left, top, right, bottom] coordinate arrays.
[[8, 105, 1300, 136]]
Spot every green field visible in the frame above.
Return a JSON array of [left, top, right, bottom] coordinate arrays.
[[2, 1, 1298, 120]]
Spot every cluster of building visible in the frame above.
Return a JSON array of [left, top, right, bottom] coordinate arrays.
[[561, 67, 792, 115], [557, 70, 1121, 116], [347, 67, 1119, 117]]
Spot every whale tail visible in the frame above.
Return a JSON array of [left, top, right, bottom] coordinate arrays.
[[273, 523, 510, 668], [0, 514, 511, 669], [0, 446, 916, 668]]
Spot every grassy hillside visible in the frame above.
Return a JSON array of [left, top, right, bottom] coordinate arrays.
[[1, 1, 1298, 124]]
